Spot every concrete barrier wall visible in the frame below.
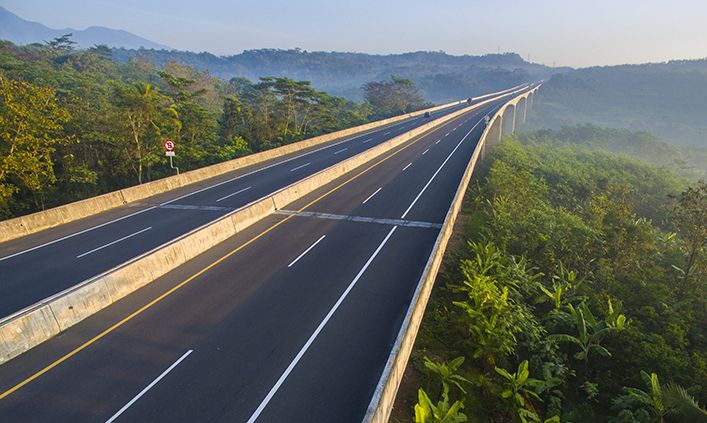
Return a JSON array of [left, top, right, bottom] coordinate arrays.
[[0, 90, 523, 365], [0, 83, 532, 244], [363, 84, 541, 423], [0, 95, 490, 244]]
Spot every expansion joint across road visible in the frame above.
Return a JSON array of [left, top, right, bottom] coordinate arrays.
[[274, 210, 442, 229]]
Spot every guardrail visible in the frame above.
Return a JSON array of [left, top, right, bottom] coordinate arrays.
[[0, 88, 527, 365], [363, 84, 540, 423], [0, 84, 526, 244]]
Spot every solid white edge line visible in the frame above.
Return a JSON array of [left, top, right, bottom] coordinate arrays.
[[105, 349, 193, 423], [215, 186, 252, 203], [287, 235, 327, 268], [246, 226, 398, 423], [362, 187, 383, 205], [400, 115, 487, 219], [289, 162, 311, 172], [402, 163, 412, 172], [76, 227, 153, 259]]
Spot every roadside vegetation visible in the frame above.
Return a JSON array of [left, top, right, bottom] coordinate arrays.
[[0, 36, 427, 219], [396, 127, 706, 422]]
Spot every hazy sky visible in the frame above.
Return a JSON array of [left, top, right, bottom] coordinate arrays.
[[3, 0, 706, 68]]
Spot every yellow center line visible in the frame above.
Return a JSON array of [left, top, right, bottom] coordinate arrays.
[[0, 102, 482, 401]]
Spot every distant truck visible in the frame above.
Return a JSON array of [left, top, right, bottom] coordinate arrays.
[[423, 111, 431, 118], [467, 98, 473, 103]]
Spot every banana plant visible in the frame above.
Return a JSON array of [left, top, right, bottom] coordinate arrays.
[[423, 356, 471, 396], [495, 360, 558, 423], [606, 298, 629, 330], [538, 262, 584, 312], [414, 388, 467, 423], [548, 302, 615, 364], [494, 360, 543, 409]]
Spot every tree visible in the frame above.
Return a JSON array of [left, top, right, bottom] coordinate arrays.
[[363, 76, 425, 118], [45, 33, 76, 53], [220, 96, 247, 144], [670, 181, 706, 285], [0, 75, 71, 214], [112, 82, 172, 183]]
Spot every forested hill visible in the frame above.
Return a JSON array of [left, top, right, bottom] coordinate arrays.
[[111, 48, 557, 102], [529, 58, 707, 147]]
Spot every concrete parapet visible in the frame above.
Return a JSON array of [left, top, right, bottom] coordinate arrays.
[[0, 97, 485, 244], [363, 84, 541, 423], [0, 305, 60, 364]]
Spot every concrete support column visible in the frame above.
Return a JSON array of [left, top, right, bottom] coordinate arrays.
[[501, 106, 515, 137], [488, 116, 502, 147], [520, 97, 528, 123]]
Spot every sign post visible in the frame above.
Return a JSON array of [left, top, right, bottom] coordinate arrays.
[[163, 139, 179, 175]]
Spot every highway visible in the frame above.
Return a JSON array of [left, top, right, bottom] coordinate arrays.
[[0, 99, 482, 318], [0, 91, 517, 422]]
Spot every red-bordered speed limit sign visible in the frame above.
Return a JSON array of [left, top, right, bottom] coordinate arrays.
[[163, 139, 175, 151]]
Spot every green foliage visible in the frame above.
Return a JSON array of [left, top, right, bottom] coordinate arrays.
[[0, 75, 71, 216], [423, 356, 471, 396], [548, 301, 626, 364], [494, 360, 544, 420], [363, 75, 427, 118], [530, 63, 707, 150], [612, 371, 707, 423], [451, 241, 532, 367], [407, 129, 705, 423], [111, 48, 544, 103], [415, 356, 470, 423], [414, 388, 467, 423], [0, 39, 374, 218], [669, 181, 706, 286]]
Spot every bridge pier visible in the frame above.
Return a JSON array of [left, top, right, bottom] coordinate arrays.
[[518, 97, 528, 124], [502, 104, 516, 135], [482, 115, 502, 160]]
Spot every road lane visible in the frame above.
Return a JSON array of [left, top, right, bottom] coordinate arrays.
[[0, 93, 522, 423], [0, 99, 482, 317]]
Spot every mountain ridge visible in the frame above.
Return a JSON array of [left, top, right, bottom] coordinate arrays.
[[0, 6, 171, 50], [111, 47, 559, 101]]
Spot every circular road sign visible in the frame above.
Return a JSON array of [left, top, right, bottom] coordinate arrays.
[[163, 139, 175, 152]]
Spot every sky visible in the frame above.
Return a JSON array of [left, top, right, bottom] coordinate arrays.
[[3, 0, 706, 68]]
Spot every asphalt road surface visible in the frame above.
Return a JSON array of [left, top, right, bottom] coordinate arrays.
[[0, 92, 520, 422], [0, 97, 499, 318]]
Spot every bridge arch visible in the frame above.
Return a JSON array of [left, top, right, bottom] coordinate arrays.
[[502, 104, 516, 136]]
